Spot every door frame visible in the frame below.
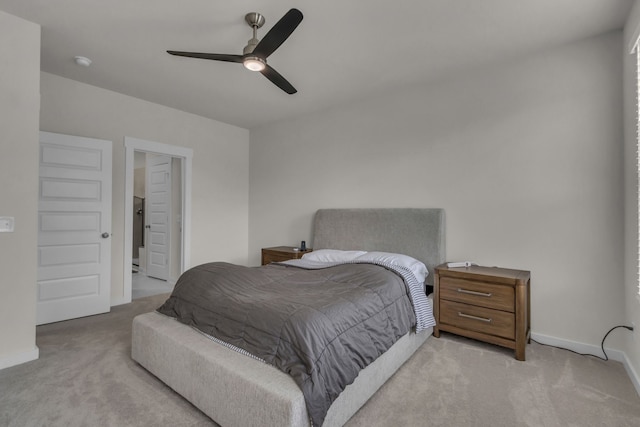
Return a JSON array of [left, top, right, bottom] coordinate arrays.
[[123, 137, 192, 304]]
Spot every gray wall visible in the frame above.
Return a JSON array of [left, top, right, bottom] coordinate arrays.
[[624, 0, 640, 389], [40, 72, 250, 305], [249, 32, 625, 349], [0, 11, 40, 368]]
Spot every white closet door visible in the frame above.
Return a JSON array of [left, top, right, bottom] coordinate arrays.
[[145, 154, 171, 281], [37, 131, 112, 324]]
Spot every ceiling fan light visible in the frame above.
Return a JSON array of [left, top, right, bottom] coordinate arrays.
[[243, 56, 266, 72]]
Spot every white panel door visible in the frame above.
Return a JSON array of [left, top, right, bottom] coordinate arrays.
[[145, 154, 171, 280], [37, 131, 112, 325]]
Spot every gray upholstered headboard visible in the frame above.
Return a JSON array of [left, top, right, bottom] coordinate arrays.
[[312, 208, 445, 287]]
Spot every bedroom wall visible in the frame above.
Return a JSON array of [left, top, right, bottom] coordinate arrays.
[[249, 32, 625, 352], [0, 12, 40, 368], [40, 72, 250, 305], [623, 0, 640, 390]]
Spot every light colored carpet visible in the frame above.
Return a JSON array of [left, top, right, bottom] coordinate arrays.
[[131, 273, 174, 300], [1, 293, 639, 427]]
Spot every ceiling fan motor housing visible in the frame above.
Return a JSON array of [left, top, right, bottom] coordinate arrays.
[[243, 12, 265, 55]]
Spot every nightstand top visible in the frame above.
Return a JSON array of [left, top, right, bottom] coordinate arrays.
[[262, 246, 312, 255], [436, 264, 530, 284]]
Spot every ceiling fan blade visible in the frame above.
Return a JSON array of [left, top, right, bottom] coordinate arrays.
[[252, 8, 303, 58], [260, 64, 297, 94], [167, 51, 244, 63]]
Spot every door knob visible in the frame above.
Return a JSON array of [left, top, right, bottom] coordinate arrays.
[[101, 232, 110, 238]]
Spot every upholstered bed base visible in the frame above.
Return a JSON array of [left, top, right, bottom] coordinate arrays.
[[132, 311, 431, 427]]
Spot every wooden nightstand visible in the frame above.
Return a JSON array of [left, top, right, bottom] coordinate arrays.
[[433, 264, 531, 361], [261, 246, 312, 265]]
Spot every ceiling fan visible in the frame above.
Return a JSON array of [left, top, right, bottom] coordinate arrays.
[[168, 8, 303, 94]]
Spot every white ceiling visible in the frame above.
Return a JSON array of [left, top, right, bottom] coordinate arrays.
[[0, 0, 633, 129]]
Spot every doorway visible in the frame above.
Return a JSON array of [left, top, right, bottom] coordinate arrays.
[[123, 137, 193, 304], [131, 152, 176, 298]]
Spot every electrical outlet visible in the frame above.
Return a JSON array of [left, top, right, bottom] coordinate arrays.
[[0, 217, 14, 232]]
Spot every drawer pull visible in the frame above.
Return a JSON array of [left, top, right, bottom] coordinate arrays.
[[457, 288, 492, 297], [458, 312, 492, 323]]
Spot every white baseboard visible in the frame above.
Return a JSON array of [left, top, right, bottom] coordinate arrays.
[[0, 346, 39, 371], [531, 332, 624, 361], [531, 332, 640, 397], [622, 351, 640, 398]]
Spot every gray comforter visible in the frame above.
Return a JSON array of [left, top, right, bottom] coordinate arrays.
[[157, 261, 417, 426]]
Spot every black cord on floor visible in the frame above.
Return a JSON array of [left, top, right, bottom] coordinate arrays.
[[531, 325, 634, 361]]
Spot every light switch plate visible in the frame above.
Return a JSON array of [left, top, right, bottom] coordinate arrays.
[[0, 217, 15, 232]]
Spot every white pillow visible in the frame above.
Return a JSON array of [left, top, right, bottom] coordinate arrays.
[[355, 251, 428, 283], [302, 249, 367, 263]]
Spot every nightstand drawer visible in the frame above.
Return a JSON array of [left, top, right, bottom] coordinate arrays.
[[261, 246, 312, 265], [263, 252, 298, 264], [439, 277, 514, 312], [440, 300, 515, 340]]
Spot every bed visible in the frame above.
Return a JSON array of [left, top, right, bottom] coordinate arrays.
[[132, 208, 445, 426]]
